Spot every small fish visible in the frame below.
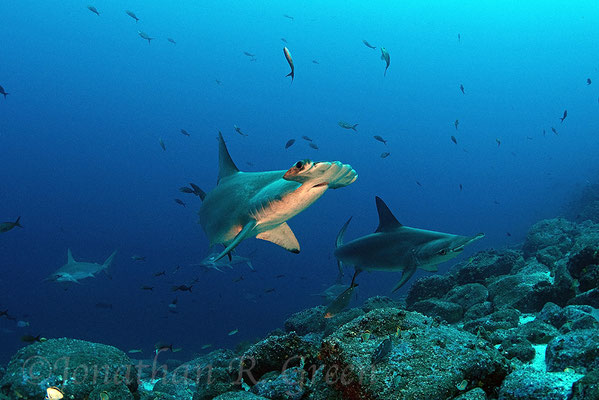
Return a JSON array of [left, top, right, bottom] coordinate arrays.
[[459, 184, 463, 191], [201, 344, 212, 349], [456, 380, 468, 391], [172, 347, 182, 353], [551, 127, 558, 135], [125, 10, 139, 22], [371, 338, 392, 364], [373, 135, 387, 144], [416, 181, 422, 186], [264, 288, 276, 293], [281, 38, 288, 43], [380, 152, 390, 158], [275, 274, 286, 278], [128, 349, 143, 354], [131, 255, 146, 262], [560, 109, 567, 123], [459, 84, 465, 94], [451, 135, 458, 144], [0, 216, 22, 233], [159, 138, 166, 151], [454, 119, 459, 130], [284, 47, 294, 82], [543, 129, 546, 136], [458, 33, 461, 42], [526, 136, 533, 140], [21, 334, 42, 343], [324, 283, 357, 318], [189, 183, 206, 199], [233, 276, 244, 283], [138, 31, 153, 44], [0, 309, 12, 319], [362, 40, 376, 49], [312, 60, 319, 64], [215, 79, 222, 85], [338, 121, 358, 131], [153, 270, 166, 277], [301, 135, 313, 142], [234, 125, 248, 137], [180, 129, 190, 137], [99, 391, 109, 400], [45, 387, 64, 400], [95, 302, 113, 309], [172, 284, 192, 292], [587, 78, 592, 85], [228, 329, 238, 336], [0, 85, 8, 99], [17, 320, 29, 328], [380, 47, 390, 76], [169, 298, 178, 309], [243, 51, 255, 58], [154, 342, 173, 353], [87, 6, 100, 16], [283, 14, 294, 20], [179, 186, 194, 194], [167, 38, 176, 45], [496, 138, 501, 147], [361, 330, 371, 342], [285, 139, 295, 149], [309, 143, 319, 150], [141, 285, 154, 291], [175, 199, 186, 207], [506, 232, 512, 237]]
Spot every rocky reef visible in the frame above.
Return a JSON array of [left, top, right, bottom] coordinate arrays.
[[2, 217, 599, 399]]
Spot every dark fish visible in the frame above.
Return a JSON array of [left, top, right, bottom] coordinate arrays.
[[189, 183, 206, 200], [362, 40, 376, 49], [454, 119, 459, 130], [0, 309, 10, 318], [215, 79, 222, 85], [460, 84, 465, 94], [141, 286, 154, 291], [264, 288, 276, 293], [312, 60, 319, 64], [167, 38, 176, 45], [21, 334, 42, 343], [0, 216, 22, 233], [159, 138, 166, 151], [138, 31, 153, 44], [373, 135, 387, 144], [451, 135, 458, 144], [275, 274, 285, 278], [526, 136, 533, 140], [284, 47, 294, 82], [324, 283, 357, 318], [551, 127, 558, 135], [458, 33, 461, 42], [243, 51, 255, 57], [560, 109, 567, 123], [496, 138, 501, 147], [175, 199, 186, 207], [371, 338, 392, 364], [543, 129, 546, 136], [131, 255, 146, 262], [234, 125, 248, 136], [94, 302, 112, 309], [301, 135, 313, 142], [506, 232, 512, 237], [153, 270, 166, 277], [0, 85, 9, 99], [281, 38, 288, 43], [338, 121, 358, 131], [309, 143, 319, 150], [380, 152, 390, 158], [180, 129, 190, 136], [126, 10, 139, 22], [285, 139, 295, 149], [416, 181, 422, 186], [233, 276, 244, 283], [587, 78, 592, 85], [283, 14, 294, 20], [172, 284, 193, 292], [380, 47, 390, 76], [459, 184, 463, 191], [179, 186, 194, 194], [154, 342, 173, 352], [87, 5, 100, 15]]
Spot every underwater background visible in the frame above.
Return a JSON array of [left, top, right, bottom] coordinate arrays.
[[1, 0, 599, 371]]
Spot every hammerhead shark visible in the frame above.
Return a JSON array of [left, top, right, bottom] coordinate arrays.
[[199, 133, 357, 262], [334, 196, 483, 292], [47, 249, 117, 283]]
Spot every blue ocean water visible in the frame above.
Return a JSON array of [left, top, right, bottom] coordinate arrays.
[[1, 0, 598, 363]]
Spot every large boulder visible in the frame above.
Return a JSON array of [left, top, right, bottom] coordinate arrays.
[[546, 330, 599, 374], [444, 283, 489, 311], [0, 338, 137, 400], [498, 367, 582, 400], [406, 275, 457, 308], [410, 299, 463, 323], [522, 218, 578, 260], [451, 250, 522, 285], [284, 306, 326, 335]]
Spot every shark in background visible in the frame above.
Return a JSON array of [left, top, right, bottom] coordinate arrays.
[[46, 249, 117, 283], [334, 196, 484, 292], [198, 132, 357, 262], [193, 251, 254, 272]]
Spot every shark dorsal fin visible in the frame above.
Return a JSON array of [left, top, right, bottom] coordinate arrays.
[[375, 196, 402, 233], [217, 132, 240, 184], [67, 249, 75, 263]]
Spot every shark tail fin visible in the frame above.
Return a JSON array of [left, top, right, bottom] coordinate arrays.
[[286, 71, 294, 82], [352, 124, 358, 131], [217, 132, 240, 184], [2, 93, 8, 99], [14, 216, 22, 228], [335, 217, 352, 278], [103, 250, 118, 269]]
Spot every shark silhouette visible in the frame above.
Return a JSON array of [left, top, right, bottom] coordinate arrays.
[[47, 249, 117, 283], [335, 196, 483, 292], [199, 133, 357, 262]]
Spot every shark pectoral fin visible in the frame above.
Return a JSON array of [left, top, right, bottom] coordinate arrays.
[[420, 264, 438, 272], [392, 265, 417, 293], [256, 222, 300, 253], [214, 221, 257, 262]]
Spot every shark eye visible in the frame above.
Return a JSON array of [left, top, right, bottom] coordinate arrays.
[[438, 249, 448, 256], [295, 161, 304, 169]]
